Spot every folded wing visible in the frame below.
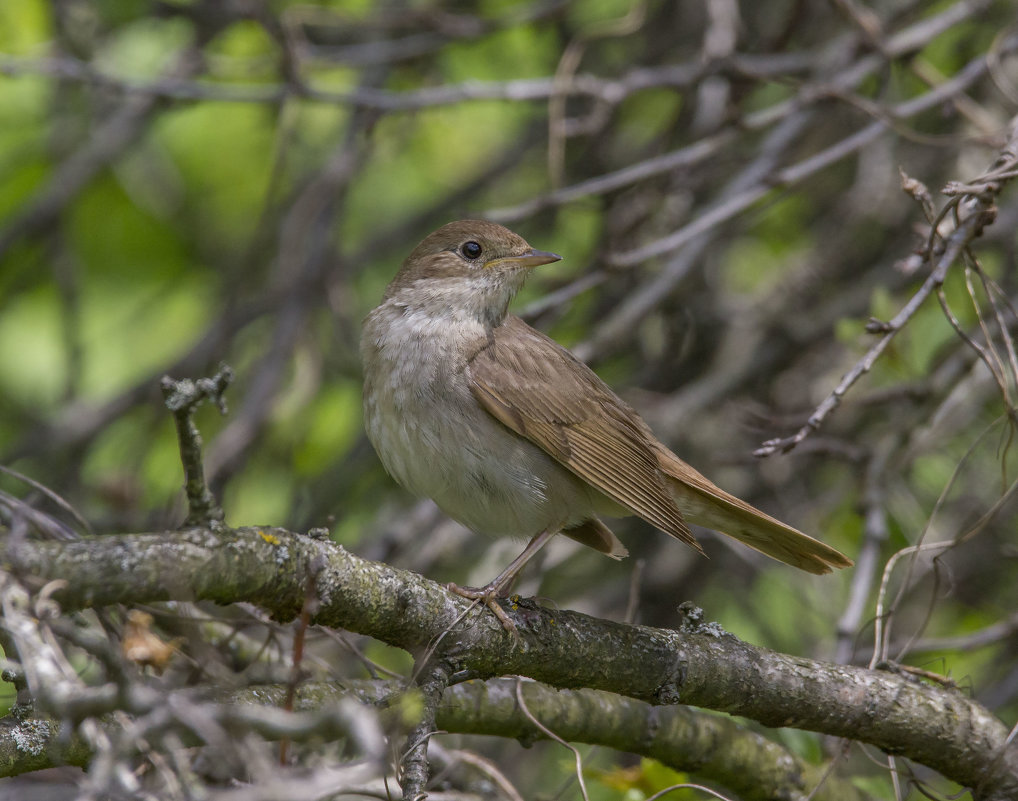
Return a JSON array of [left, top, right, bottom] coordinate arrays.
[[468, 316, 699, 551], [467, 316, 853, 575]]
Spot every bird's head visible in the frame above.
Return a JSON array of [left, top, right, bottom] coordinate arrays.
[[384, 220, 561, 326]]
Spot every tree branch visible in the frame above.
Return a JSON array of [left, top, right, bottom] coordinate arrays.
[[0, 677, 866, 801], [160, 366, 233, 527], [5, 525, 1017, 797]]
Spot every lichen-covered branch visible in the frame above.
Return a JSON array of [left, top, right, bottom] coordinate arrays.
[[6, 525, 1017, 798], [0, 677, 866, 801]]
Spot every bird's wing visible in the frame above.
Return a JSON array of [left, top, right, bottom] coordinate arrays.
[[466, 316, 700, 550]]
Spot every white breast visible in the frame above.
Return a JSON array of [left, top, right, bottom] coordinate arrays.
[[361, 301, 595, 538]]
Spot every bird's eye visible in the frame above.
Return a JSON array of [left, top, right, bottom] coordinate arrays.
[[461, 241, 483, 259]]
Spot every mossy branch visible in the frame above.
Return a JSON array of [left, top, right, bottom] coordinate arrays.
[[6, 525, 1017, 798]]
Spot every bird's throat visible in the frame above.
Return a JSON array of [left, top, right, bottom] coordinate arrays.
[[397, 271, 523, 330]]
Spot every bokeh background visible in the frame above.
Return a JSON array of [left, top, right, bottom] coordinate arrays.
[[2, 0, 1018, 798]]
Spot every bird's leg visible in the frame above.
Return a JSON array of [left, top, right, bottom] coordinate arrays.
[[447, 527, 559, 632]]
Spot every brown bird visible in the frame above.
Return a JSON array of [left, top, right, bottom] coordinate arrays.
[[362, 220, 852, 629]]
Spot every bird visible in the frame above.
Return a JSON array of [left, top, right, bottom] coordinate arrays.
[[361, 220, 852, 629]]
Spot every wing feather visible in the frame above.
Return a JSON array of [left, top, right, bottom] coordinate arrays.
[[467, 317, 853, 574], [467, 316, 698, 549]]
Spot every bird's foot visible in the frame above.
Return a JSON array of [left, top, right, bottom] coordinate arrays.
[[446, 582, 518, 635]]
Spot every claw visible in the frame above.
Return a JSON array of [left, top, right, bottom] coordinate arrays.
[[447, 582, 518, 636]]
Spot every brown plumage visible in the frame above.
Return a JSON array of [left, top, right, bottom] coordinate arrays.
[[362, 220, 852, 628], [468, 315, 851, 574]]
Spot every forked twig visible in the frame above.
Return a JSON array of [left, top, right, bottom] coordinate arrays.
[[756, 119, 1018, 457], [160, 365, 234, 527]]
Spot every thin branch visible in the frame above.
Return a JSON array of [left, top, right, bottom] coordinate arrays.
[[489, 0, 996, 225], [835, 441, 895, 665], [610, 40, 1016, 271], [754, 195, 1000, 457], [399, 660, 452, 801], [159, 365, 233, 527], [515, 677, 590, 801], [0, 47, 204, 263]]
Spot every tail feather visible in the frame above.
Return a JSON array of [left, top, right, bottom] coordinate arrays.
[[654, 445, 853, 575]]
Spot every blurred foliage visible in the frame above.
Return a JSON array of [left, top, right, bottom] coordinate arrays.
[[1, 0, 1018, 798]]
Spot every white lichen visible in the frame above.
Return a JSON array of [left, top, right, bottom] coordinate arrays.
[[12, 719, 53, 756]]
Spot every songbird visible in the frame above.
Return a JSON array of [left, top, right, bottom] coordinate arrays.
[[361, 220, 851, 629]]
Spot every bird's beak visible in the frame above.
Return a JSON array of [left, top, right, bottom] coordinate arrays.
[[488, 249, 562, 271]]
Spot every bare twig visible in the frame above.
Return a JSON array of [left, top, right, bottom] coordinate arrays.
[[835, 441, 895, 665], [160, 365, 233, 527], [514, 678, 591, 801], [399, 660, 452, 801], [755, 196, 1001, 457]]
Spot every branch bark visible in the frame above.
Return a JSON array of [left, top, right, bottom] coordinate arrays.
[[6, 525, 1017, 798], [0, 678, 866, 801]]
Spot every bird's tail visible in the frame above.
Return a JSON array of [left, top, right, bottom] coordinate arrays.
[[654, 445, 853, 575]]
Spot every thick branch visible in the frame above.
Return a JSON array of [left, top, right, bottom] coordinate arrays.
[[0, 678, 864, 801], [5, 526, 1017, 798]]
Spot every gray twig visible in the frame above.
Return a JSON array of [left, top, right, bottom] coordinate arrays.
[[159, 365, 234, 528], [755, 125, 1015, 458], [399, 659, 452, 801]]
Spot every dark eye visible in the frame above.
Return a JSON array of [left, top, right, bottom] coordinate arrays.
[[461, 241, 483, 259]]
